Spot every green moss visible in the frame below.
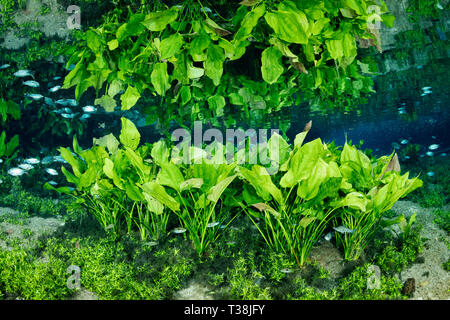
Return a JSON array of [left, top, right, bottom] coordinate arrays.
[[433, 209, 450, 233], [375, 225, 424, 274]]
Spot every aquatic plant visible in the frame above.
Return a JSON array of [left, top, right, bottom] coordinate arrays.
[[62, 0, 394, 125], [332, 149, 422, 261], [140, 139, 241, 256]]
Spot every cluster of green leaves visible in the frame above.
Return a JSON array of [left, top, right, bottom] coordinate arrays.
[[239, 125, 422, 264], [0, 98, 20, 165], [62, 0, 395, 126], [57, 118, 422, 265]]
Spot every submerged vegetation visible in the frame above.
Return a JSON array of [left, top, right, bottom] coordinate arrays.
[[0, 0, 449, 301]]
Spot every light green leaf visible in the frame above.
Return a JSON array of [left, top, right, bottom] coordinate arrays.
[[205, 44, 225, 86], [264, 10, 309, 44], [207, 174, 237, 203], [107, 39, 119, 51], [141, 8, 178, 31], [156, 162, 184, 192], [119, 117, 140, 150], [93, 133, 120, 154], [121, 85, 141, 110], [261, 46, 284, 84], [141, 181, 180, 212], [151, 62, 170, 96], [160, 33, 184, 60], [207, 95, 226, 117], [95, 95, 117, 112], [103, 158, 114, 179]]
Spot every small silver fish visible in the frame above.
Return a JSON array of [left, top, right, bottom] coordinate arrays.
[[324, 232, 333, 241], [82, 106, 96, 113], [172, 227, 187, 234], [66, 64, 76, 71], [422, 86, 432, 91], [441, 153, 447, 157], [14, 70, 33, 77], [56, 99, 78, 107], [0, 64, 11, 70], [61, 113, 78, 119], [142, 241, 158, 247], [45, 168, 58, 176], [41, 156, 53, 165], [8, 167, 26, 176], [53, 155, 67, 163], [49, 85, 61, 93], [426, 171, 435, 177], [18, 163, 34, 171], [392, 142, 401, 149], [333, 226, 355, 234], [400, 139, 409, 145], [425, 151, 434, 157], [80, 114, 91, 121], [207, 222, 220, 228], [48, 180, 58, 186], [53, 76, 62, 81], [23, 80, 40, 88], [428, 144, 439, 150], [25, 93, 44, 100], [280, 268, 293, 274], [44, 97, 55, 106], [24, 158, 40, 165], [437, 2, 444, 10]]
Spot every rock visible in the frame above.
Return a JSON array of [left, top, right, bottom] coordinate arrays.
[[402, 278, 416, 297]]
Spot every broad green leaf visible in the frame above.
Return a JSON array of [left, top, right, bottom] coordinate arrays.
[[119, 117, 140, 150], [280, 138, 324, 188], [156, 162, 184, 192], [298, 216, 316, 229], [79, 166, 97, 188], [261, 46, 284, 84], [141, 8, 178, 31], [43, 182, 72, 195], [59, 147, 84, 177], [343, 0, 366, 15], [143, 193, 164, 215], [103, 158, 114, 179], [160, 33, 184, 60], [180, 178, 204, 192], [179, 86, 191, 106], [121, 85, 141, 110], [95, 94, 117, 112], [207, 174, 237, 203], [187, 64, 205, 79], [207, 95, 226, 117], [264, 10, 309, 44], [151, 140, 169, 165], [189, 34, 211, 62], [151, 62, 170, 96], [234, 4, 266, 42], [107, 39, 119, 51], [326, 39, 344, 60], [61, 166, 80, 186], [93, 133, 120, 154], [108, 79, 123, 98], [238, 165, 283, 206], [251, 202, 281, 219], [141, 181, 180, 212], [86, 29, 102, 52], [267, 132, 290, 166], [205, 44, 225, 86]]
